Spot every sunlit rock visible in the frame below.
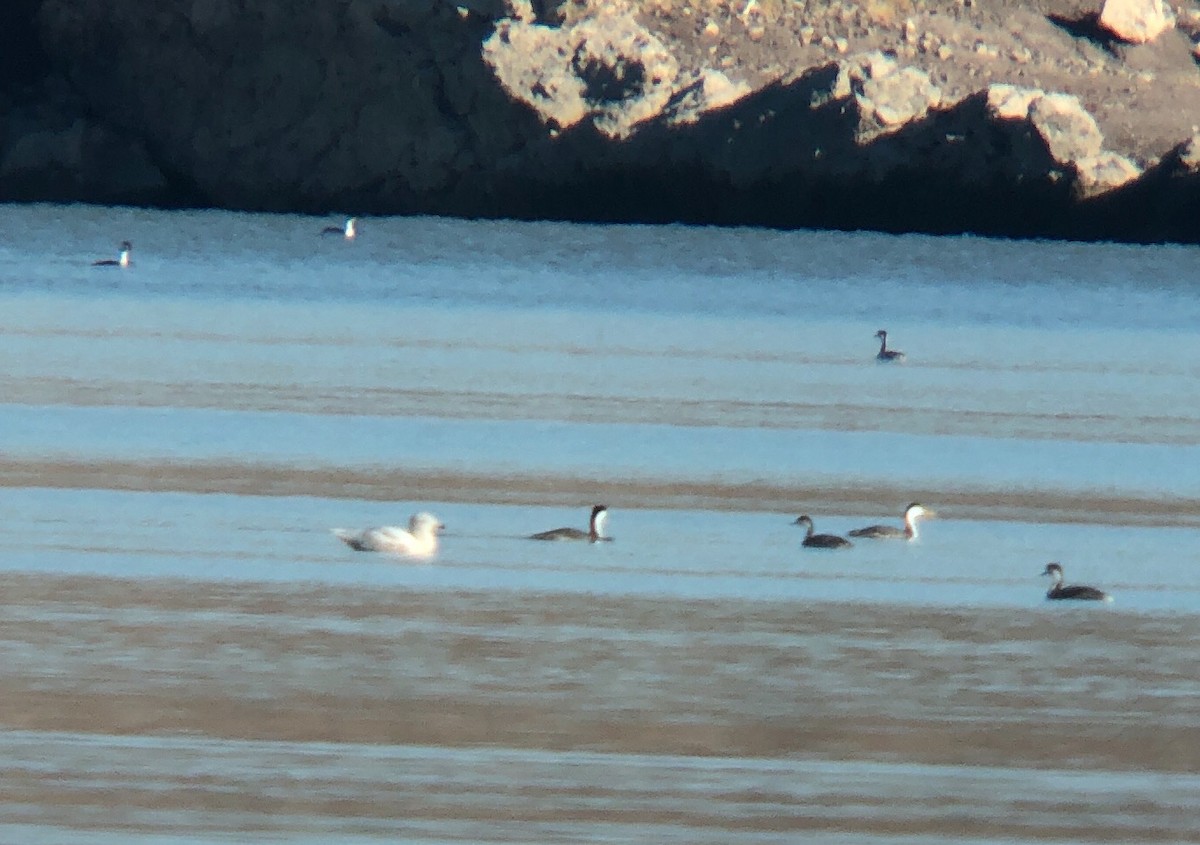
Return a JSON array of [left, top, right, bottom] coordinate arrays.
[[1028, 92, 1105, 163], [857, 66, 942, 129], [986, 83, 1042, 120], [1178, 133, 1200, 171], [1075, 152, 1143, 190], [483, 9, 680, 139], [1099, 0, 1176, 44]]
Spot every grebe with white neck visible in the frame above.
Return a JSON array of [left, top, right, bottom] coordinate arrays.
[[322, 217, 357, 240], [875, 329, 905, 362], [92, 240, 132, 267], [1041, 562, 1112, 602], [848, 502, 935, 540], [530, 505, 611, 542], [331, 511, 443, 559], [793, 514, 852, 548]]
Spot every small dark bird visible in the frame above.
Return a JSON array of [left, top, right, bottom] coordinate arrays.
[[875, 329, 905, 362], [322, 217, 357, 239], [530, 505, 611, 542], [93, 240, 132, 267], [1041, 562, 1112, 602], [794, 514, 853, 549]]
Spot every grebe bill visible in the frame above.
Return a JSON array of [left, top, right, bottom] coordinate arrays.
[[848, 502, 935, 540], [794, 514, 853, 548], [93, 240, 132, 267], [331, 511, 444, 558], [1041, 562, 1112, 602], [875, 329, 905, 362], [530, 505, 611, 542]]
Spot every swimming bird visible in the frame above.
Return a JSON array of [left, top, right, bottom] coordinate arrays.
[[530, 505, 610, 542], [794, 514, 853, 549], [1041, 562, 1112, 602], [848, 502, 935, 540], [92, 240, 132, 267], [322, 217, 357, 240], [875, 329, 905, 362], [331, 511, 443, 559]]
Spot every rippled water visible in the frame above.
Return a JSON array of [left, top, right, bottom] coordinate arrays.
[[1, 203, 1199, 842]]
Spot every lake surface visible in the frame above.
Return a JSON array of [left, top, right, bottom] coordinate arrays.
[[1, 203, 1199, 842]]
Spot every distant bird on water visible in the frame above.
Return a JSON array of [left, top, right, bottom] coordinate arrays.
[[848, 502, 935, 541], [529, 505, 611, 542], [93, 240, 132, 267], [322, 217, 357, 240], [875, 329, 905, 362], [331, 511, 443, 559], [794, 514, 853, 549], [1041, 562, 1112, 602]]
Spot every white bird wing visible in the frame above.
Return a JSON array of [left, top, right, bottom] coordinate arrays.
[[361, 526, 418, 553]]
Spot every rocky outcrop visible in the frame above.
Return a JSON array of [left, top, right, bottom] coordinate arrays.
[[988, 84, 1142, 190], [484, 9, 684, 139], [817, 51, 944, 140], [1100, 0, 1176, 42], [3, 0, 1200, 241]]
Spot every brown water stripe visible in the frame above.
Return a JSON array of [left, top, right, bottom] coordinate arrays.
[[0, 457, 1196, 526]]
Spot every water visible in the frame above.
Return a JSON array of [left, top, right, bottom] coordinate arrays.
[[1, 203, 1199, 842]]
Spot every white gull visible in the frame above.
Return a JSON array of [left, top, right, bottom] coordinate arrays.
[[331, 511, 444, 559]]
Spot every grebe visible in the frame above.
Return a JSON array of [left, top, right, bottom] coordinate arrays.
[[322, 217, 357, 240], [794, 515, 853, 549], [530, 505, 610, 542], [1041, 562, 1112, 602], [849, 502, 935, 540], [93, 241, 132, 267], [875, 329, 905, 362], [331, 511, 443, 559]]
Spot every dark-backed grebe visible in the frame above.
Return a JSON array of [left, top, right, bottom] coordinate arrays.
[[332, 511, 443, 559], [93, 240, 132, 267], [530, 505, 610, 542], [875, 329, 905, 362], [849, 502, 934, 540], [1041, 562, 1112, 602], [322, 217, 357, 240], [794, 514, 853, 548]]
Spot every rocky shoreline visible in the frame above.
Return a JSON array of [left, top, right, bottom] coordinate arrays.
[[3, 0, 1200, 242]]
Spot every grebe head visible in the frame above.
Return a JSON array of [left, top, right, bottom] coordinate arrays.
[[118, 241, 133, 266], [793, 514, 814, 535], [904, 502, 934, 522], [875, 330, 887, 341], [1041, 562, 1065, 584]]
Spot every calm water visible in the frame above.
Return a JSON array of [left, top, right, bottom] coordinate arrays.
[[1, 203, 1199, 842]]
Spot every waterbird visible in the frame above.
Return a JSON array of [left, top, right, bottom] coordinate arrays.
[[331, 511, 443, 559], [848, 502, 935, 540], [794, 514, 853, 549], [322, 217, 357, 240], [530, 505, 611, 542], [875, 329, 905, 362], [92, 240, 132, 267], [1041, 562, 1112, 602]]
